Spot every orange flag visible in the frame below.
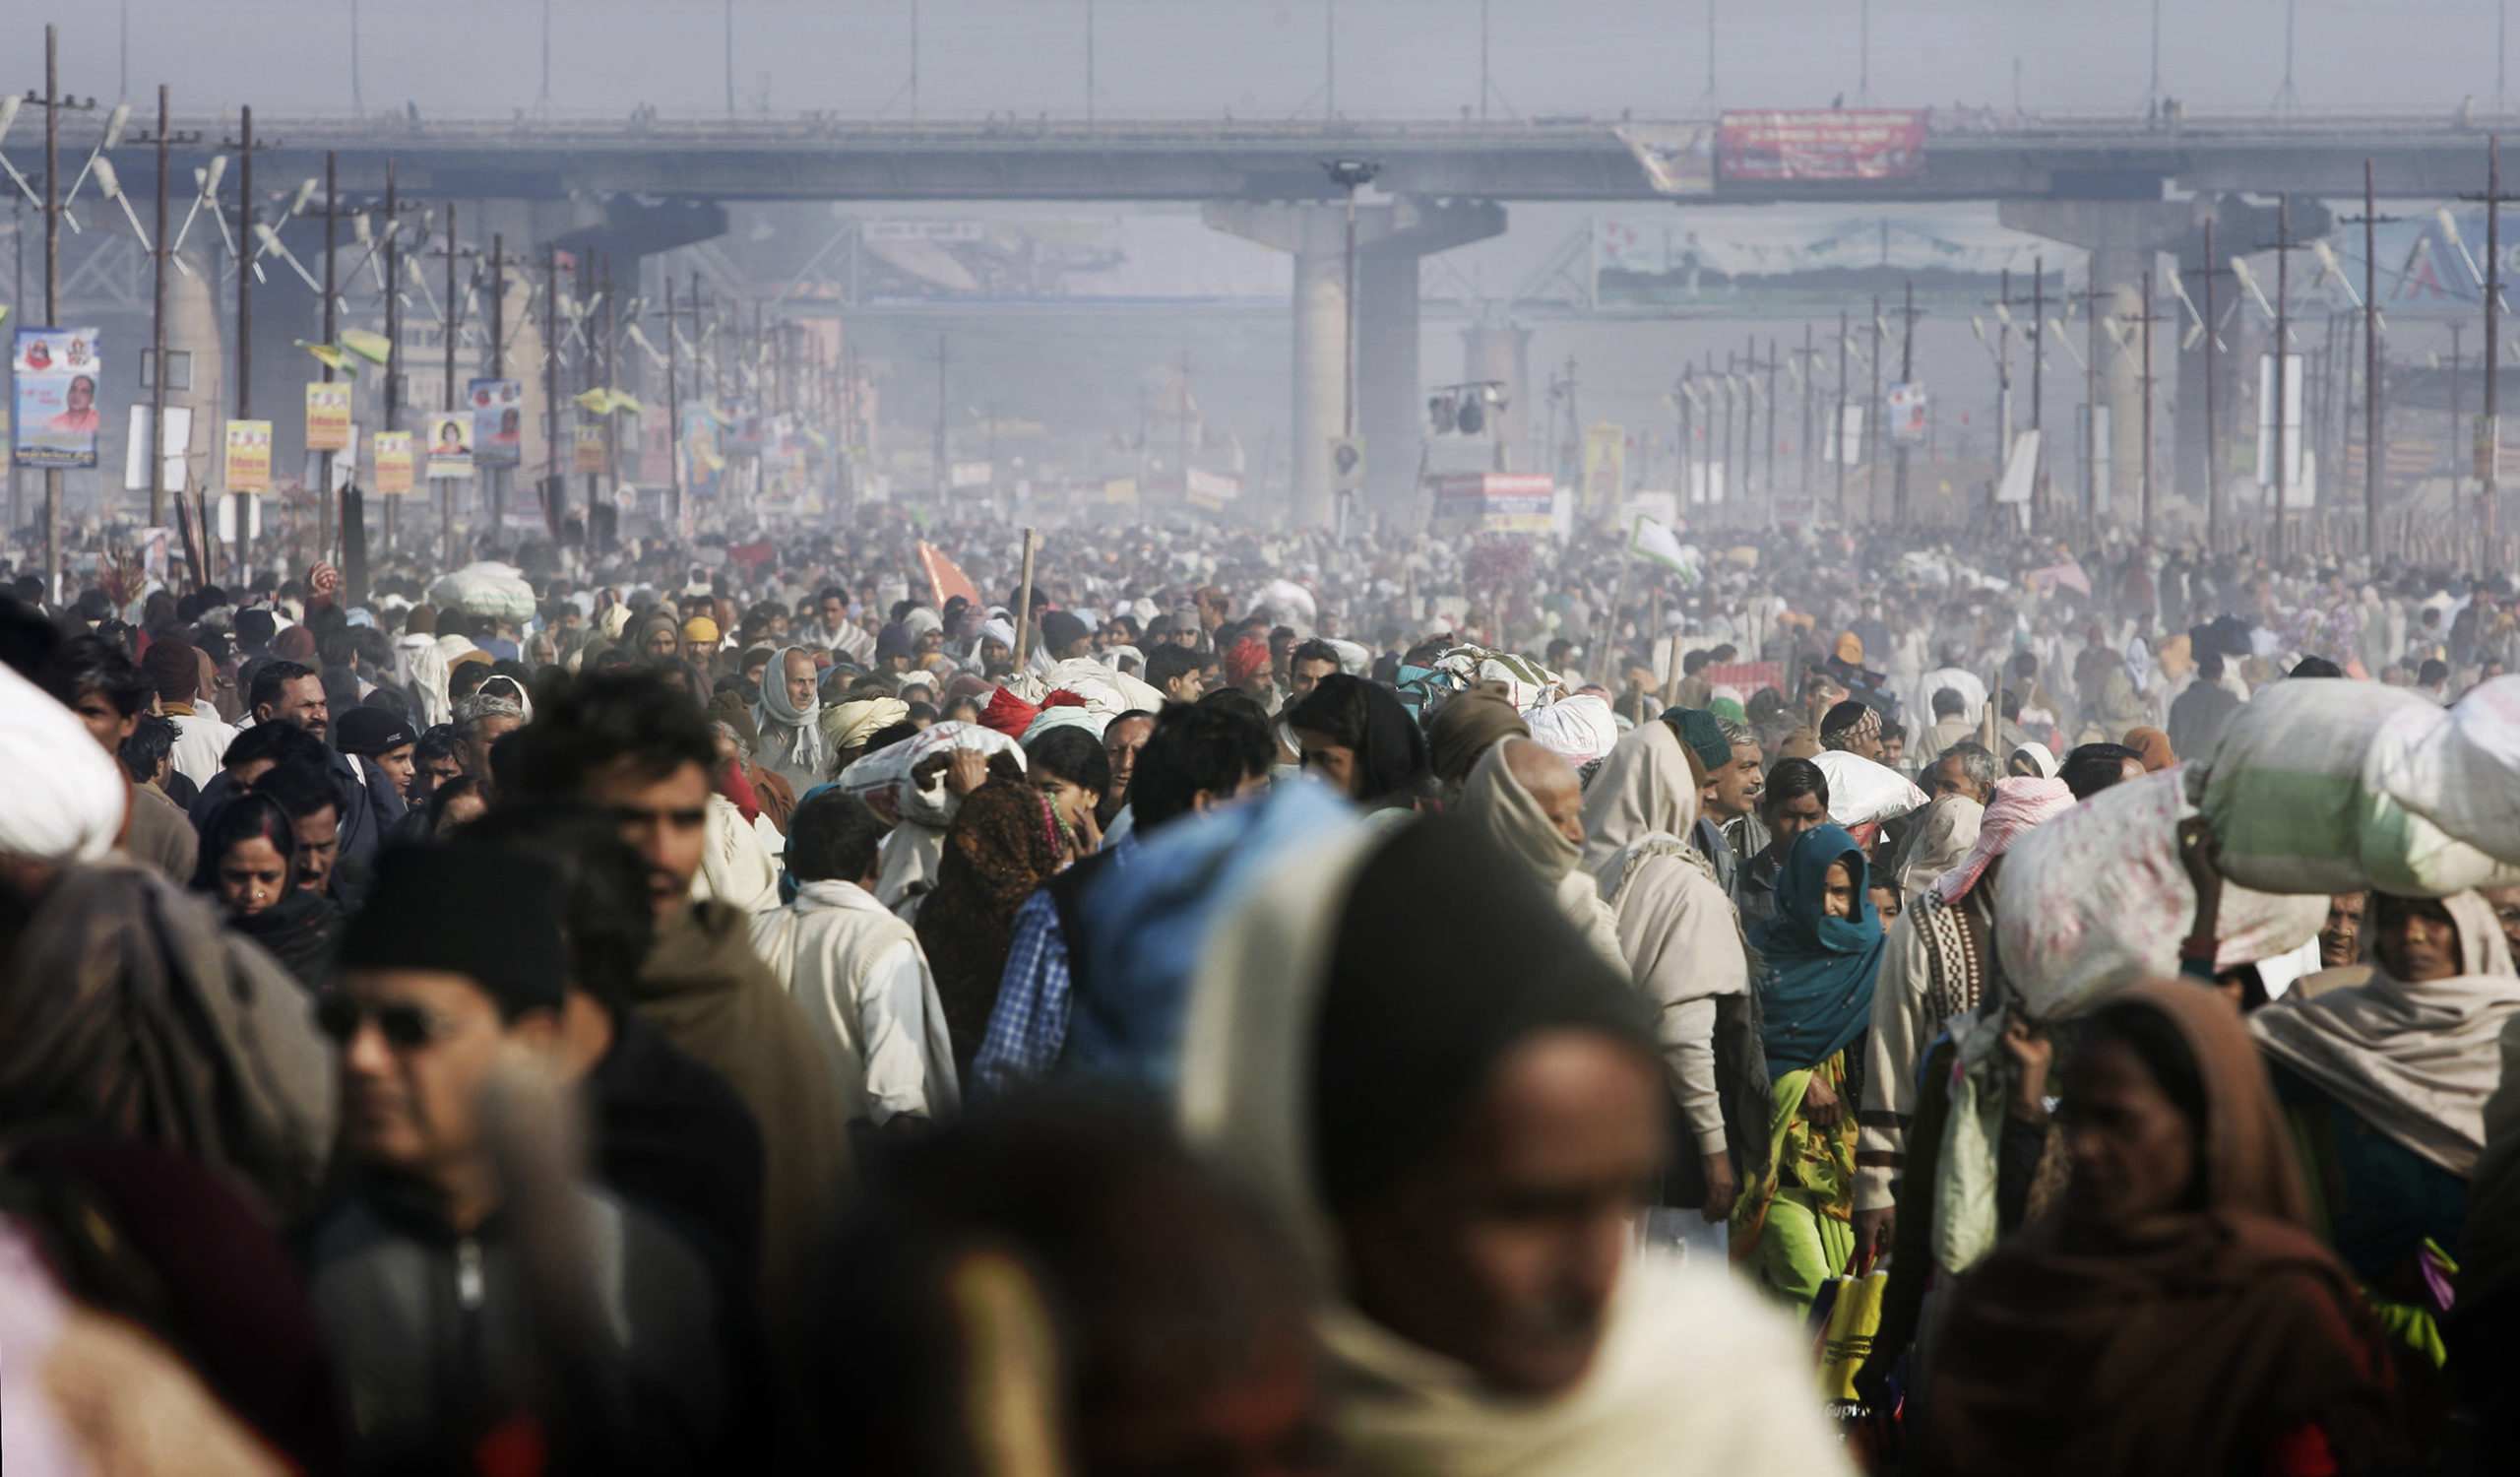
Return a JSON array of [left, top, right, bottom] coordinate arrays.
[[917, 540, 982, 610]]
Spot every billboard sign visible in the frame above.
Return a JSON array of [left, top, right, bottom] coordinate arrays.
[[1718, 109, 1926, 182], [468, 377, 524, 465], [426, 413, 474, 478], [222, 419, 273, 493], [1886, 382, 1928, 446], [305, 382, 351, 451], [373, 430, 415, 494], [1431, 472, 1556, 537], [13, 326, 101, 467]]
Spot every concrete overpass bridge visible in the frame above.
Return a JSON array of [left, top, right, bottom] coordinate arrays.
[[64, 106, 2517, 525], [103, 105, 2520, 204]]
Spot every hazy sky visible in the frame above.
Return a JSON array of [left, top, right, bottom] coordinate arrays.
[[9, 0, 2515, 121]]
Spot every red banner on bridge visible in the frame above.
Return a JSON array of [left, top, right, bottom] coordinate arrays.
[[1717, 109, 1926, 181]]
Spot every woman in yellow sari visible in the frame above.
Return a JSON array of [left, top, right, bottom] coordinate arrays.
[[1732, 822, 1883, 1314]]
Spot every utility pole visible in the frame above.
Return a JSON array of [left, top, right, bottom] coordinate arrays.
[[9, 202, 20, 545], [1867, 292, 1884, 522], [2031, 255, 2047, 528], [544, 240, 561, 541], [579, 252, 602, 538], [487, 232, 505, 538], [428, 201, 474, 568], [1799, 321, 1816, 500], [2135, 266, 2169, 539], [1835, 307, 1851, 524], [1992, 267, 2016, 482], [128, 87, 198, 537], [1892, 280, 1922, 523], [1764, 335, 1779, 520], [2063, 280, 2112, 533], [382, 160, 405, 551], [1717, 352, 1734, 521], [934, 331, 949, 499], [2343, 161, 2397, 559], [2453, 320, 2467, 520], [318, 152, 338, 558], [2472, 136, 2511, 560], [33, 28, 98, 601], [2267, 193, 2296, 553], [2186, 221, 2238, 552], [664, 276, 682, 533]]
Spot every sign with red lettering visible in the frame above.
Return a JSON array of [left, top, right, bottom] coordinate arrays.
[[1718, 110, 1926, 182]]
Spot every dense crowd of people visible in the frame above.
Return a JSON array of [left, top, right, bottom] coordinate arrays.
[[3, 504, 2519, 1475]]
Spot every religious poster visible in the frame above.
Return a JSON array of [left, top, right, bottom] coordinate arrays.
[[13, 325, 101, 467], [222, 418, 273, 493], [305, 381, 352, 451], [469, 377, 523, 465], [373, 430, 415, 494]]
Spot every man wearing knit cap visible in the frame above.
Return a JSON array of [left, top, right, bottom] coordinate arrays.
[[334, 706, 418, 827], [679, 614, 722, 667], [141, 633, 237, 788], [1667, 706, 1754, 894], [302, 844, 733, 1474]]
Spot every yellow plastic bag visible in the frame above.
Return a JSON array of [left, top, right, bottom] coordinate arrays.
[[1817, 1267, 1890, 1400]]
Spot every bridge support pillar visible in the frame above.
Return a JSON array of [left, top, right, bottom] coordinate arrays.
[[2000, 200, 2199, 529], [1206, 196, 1505, 527]]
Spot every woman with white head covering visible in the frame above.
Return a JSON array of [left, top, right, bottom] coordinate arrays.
[[1178, 811, 1844, 1477]]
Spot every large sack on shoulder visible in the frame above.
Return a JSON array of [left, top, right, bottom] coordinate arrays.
[[839, 720, 1026, 827], [2194, 677, 2520, 896], [2376, 674, 2520, 867], [1810, 750, 1928, 828], [1999, 768, 2326, 1020]]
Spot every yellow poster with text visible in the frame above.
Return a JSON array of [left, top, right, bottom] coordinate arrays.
[[305, 382, 351, 451], [222, 419, 272, 493], [373, 430, 415, 494]]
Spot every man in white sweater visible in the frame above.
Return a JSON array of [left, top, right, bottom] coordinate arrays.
[[750, 787, 959, 1130]]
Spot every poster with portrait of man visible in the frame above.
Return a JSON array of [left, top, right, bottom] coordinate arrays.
[[14, 326, 101, 467]]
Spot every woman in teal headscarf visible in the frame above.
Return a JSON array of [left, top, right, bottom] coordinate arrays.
[[1731, 822, 1886, 1314]]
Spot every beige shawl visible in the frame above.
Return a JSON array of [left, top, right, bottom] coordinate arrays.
[[1453, 741, 1627, 974], [2249, 890, 2520, 1176], [1895, 792, 1984, 903]]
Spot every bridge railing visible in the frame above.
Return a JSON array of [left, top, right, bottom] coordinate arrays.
[[65, 104, 2520, 153]]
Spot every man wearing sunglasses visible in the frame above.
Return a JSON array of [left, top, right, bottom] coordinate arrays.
[[302, 843, 731, 1475]]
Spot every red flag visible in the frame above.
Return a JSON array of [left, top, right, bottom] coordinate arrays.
[[917, 540, 982, 610]]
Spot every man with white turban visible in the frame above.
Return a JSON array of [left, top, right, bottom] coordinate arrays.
[[753, 647, 831, 793]]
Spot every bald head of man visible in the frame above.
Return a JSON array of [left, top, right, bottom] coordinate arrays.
[[1501, 737, 1585, 849]]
